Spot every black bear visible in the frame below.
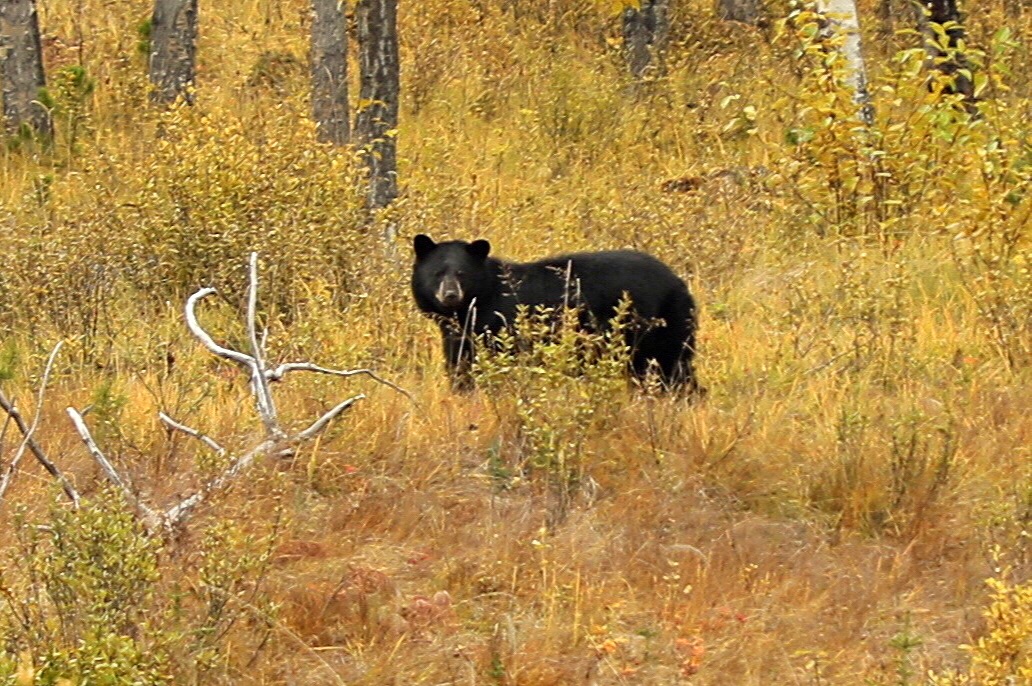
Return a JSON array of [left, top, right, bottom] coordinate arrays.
[[411, 234, 700, 393]]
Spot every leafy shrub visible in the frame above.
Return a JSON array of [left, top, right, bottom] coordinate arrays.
[[930, 565, 1032, 685], [0, 492, 169, 685], [2, 100, 376, 359], [474, 301, 635, 525], [0, 490, 279, 684]]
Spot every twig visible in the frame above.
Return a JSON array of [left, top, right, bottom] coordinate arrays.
[[0, 343, 81, 508], [66, 406, 159, 529], [1, 343, 63, 501], [158, 411, 226, 457], [297, 394, 365, 442], [265, 363, 414, 402], [0, 412, 12, 456]]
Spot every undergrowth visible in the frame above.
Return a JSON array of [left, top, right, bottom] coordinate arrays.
[[0, 0, 1028, 683]]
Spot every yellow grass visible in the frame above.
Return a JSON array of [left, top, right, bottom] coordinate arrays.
[[0, 0, 1029, 684]]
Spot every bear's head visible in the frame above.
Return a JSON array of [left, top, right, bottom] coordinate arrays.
[[411, 234, 493, 316]]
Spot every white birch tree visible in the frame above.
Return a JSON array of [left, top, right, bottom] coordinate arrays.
[[817, 0, 874, 125]]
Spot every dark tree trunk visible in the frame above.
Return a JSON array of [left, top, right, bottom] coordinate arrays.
[[149, 0, 198, 105], [0, 0, 51, 139], [921, 0, 976, 111], [622, 0, 669, 80], [715, 0, 760, 25], [355, 0, 399, 210], [311, 0, 350, 145]]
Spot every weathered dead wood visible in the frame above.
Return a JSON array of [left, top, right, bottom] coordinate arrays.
[[265, 362, 413, 402], [67, 406, 161, 530], [67, 252, 405, 536]]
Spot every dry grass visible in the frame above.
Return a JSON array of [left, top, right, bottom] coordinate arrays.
[[1, 0, 1030, 684]]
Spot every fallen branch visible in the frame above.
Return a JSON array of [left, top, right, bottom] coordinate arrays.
[[296, 393, 365, 441], [161, 435, 281, 530], [67, 252, 408, 536], [0, 342, 81, 509]]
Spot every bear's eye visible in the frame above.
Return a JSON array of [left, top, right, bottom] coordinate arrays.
[[456, 270, 465, 277]]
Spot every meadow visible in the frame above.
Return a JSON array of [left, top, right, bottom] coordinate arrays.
[[0, 0, 1029, 683]]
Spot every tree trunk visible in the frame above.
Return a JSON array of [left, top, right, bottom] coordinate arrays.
[[311, 0, 350, 145], [715, 0, 760, 25], [355, 0, 399, 210], [0, 0, 51, 139], [622, 0, 669, 80], [149, 0, 198, 105], [817, 0, 874, 125], [920, 0, 976, 111]]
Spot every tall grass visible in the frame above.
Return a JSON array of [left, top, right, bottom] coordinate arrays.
[[0, 0, 1029, 683]]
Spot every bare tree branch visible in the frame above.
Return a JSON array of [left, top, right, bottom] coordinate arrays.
[[265, 363, 414, 402], [0, 409, 13, 453], [0, 343, 61, 500], [246, 252, 280, 437], [184, 287, 257, 368], [61, 253, 404, 536], [185, 281, 285, 438], [66, 406, 160, 529], [162, 436, 280, 528], [297, 394, 365, 442], [0, 343, 80, 508], [158, 411, 226, 457]]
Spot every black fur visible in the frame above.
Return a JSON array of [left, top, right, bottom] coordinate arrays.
[[411, 235, 700, 392]]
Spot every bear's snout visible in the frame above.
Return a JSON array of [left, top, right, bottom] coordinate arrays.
[[435, 275, 464, 308]]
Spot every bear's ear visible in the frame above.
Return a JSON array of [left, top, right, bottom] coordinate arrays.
[[413, 234, 437, 260], [467, 239, 491, 261]]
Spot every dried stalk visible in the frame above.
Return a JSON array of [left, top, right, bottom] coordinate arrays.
[[0, 343, 80, 508]]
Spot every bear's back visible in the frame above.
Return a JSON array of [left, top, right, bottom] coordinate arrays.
[[493, 249, 688, 321]]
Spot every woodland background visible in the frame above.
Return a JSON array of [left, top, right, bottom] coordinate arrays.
[[0, 0, 1029, 684]]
